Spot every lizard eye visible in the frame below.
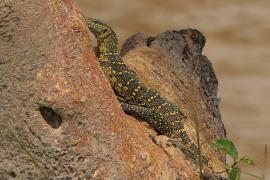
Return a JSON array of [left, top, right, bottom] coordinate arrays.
[[103, 29, 109, 33]]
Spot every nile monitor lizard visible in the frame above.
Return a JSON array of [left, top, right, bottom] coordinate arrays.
[[85, 17, 208, 164]]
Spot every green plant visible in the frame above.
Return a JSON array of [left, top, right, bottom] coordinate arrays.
[[212, 138, 261, 180]]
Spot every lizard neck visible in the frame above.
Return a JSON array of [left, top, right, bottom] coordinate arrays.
[[96, 30, 119, 56]]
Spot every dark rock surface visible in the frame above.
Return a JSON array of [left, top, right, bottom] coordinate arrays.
[[121, 30, 225, 140], [120, 29, 226, 171]]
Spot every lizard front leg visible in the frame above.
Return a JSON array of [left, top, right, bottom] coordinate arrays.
[[120, 101, 160, 129], [120, 101, 209, 165]]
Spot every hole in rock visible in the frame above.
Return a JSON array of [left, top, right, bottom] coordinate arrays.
[[9, 171, 16, 177], [39, 106, 62, 129], [146, 36, 155, 47]]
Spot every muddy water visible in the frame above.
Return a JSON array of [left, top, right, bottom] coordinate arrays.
[[78, 0, 270, 178]]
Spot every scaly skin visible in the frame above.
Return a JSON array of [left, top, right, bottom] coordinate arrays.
[[85, 17, 207, 163]]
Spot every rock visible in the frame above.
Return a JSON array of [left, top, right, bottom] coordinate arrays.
[[121, 29, 225, 141], [121, 29, 227, 173], [0, 0, 201, 179]]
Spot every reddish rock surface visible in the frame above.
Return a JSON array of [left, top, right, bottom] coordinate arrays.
[[121, 30, 226, 174], [0, 0, 209, 179]]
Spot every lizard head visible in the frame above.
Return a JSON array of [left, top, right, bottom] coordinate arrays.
[[84, 16, 119, 53], [85, 17, 113, 38]]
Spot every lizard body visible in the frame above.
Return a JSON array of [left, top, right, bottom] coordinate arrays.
[[85, 17, 206, 163]]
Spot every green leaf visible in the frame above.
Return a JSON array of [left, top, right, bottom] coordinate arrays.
[[212, 138, 238, 160], [241, 156, 255, 165], [229, 167, 241, 180]]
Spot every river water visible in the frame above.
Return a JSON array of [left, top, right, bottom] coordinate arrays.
[[78, 0, 270, 178]]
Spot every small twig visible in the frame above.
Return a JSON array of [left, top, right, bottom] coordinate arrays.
[[215, 170, 229, 174], [6, 126, 41, 170], [4, 115, 48, 178], [231, 159, 237, 167], [195, 117, 203, 179], [262, 144, 268, 180], [242, 171, 263, 180], [169, 139, 197, 158], [191, 87, 203, 179]]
